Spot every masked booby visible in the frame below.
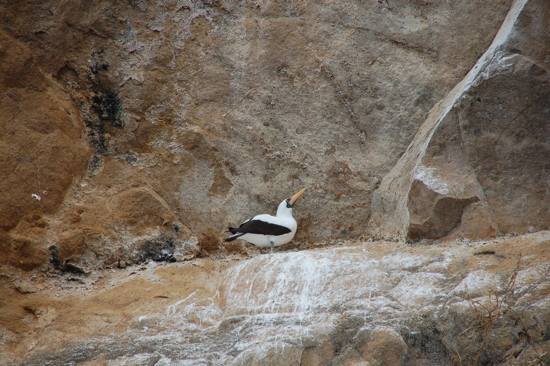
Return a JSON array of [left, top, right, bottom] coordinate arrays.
[[224, 188, 307, 253]]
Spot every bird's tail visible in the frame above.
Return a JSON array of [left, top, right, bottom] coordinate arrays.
[[224, 228, 244, 242]]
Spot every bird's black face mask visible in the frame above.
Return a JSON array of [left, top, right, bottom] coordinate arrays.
[[286, 198, 294, 208]]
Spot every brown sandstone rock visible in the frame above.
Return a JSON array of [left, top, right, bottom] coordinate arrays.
[[300, 340, 335, 366], [52, 182, 199, 268], [0, 231, 48, 271], [355, 327, 408, 366], [1, 232, 549, 365], [1, 0, 550, 364], [56, 232, 86, 263], [369, 0, 550, 241], [0, 32, 91, 271], [0, 81, 91, 232], [1, 0, 515, 264]]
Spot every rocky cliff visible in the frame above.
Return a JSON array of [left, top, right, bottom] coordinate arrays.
[[1, 0, 549, 365]]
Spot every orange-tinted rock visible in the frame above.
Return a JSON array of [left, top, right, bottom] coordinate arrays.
[[0, 28, 91, 237], [0, 231, 48, 271], [56, 233, 86, 263]]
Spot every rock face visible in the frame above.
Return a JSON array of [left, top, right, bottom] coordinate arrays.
[[0, 41, 92, 270], [369, 0, 550, 241], [2, 233, 550, 365], [1, 0, 550, 365], [0, 0, 517, 267]]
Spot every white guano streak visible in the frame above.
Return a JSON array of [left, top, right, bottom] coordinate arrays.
[[413, 165, 450, 195]]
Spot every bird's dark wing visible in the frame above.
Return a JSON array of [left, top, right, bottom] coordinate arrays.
[[223, 231, 245, 242], [231, 219, 292, 236]]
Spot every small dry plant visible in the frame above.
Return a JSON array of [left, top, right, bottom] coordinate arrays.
[[456, 255, 545, 366]]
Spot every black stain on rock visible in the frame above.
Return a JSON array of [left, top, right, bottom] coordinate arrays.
[[84, 51, 124, 166], [91, 86, 123, 128], [473, 250, 496, 255], [134, 235, 177, 263], [49, 246, 88, 275]]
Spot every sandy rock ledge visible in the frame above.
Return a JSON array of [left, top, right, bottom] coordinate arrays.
[[0, 232, 549, 365]]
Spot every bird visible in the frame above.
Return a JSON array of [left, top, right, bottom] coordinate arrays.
[[224, 188, 307, 254]]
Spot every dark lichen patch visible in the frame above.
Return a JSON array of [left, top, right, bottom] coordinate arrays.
[[49, 246, 88, 275], [91, 87, 123, 128], [133, 236, 177, 264], [84, 52, 124, 161]]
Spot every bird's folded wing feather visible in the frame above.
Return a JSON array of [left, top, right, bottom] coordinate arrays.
[[231, 219, 292, 236]]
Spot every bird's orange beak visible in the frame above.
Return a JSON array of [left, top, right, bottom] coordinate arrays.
[[289, 188, 307, 205]]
